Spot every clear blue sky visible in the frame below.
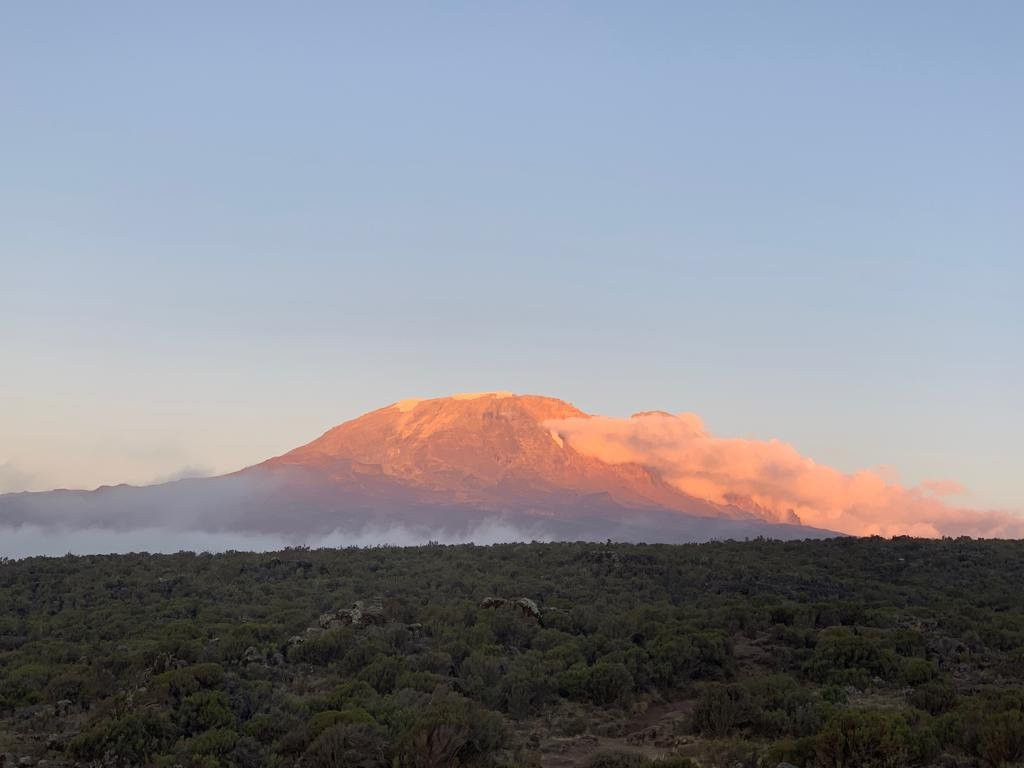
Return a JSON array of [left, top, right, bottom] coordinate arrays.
[[1, 2, 1021, 509]]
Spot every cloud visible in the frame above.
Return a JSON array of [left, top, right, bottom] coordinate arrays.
[[3, 409, 1017, 554], [0, 520, 551, 560], [0, 470, 563, 557], [544, 412, 1024, 538], [149, 465, 215, 484], [0, 461, 34, 493]]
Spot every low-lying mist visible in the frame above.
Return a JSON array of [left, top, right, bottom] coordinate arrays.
[[0, 519, 552, 560]]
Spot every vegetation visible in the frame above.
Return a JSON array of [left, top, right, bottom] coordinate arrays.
[[1, 536, 1023, 767]]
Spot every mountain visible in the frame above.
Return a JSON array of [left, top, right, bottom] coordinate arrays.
[[0, 392, 836, 544]]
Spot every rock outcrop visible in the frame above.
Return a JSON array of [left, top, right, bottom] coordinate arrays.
[[318, 597, 386, 629], [479, 596, 542, 621], [287, 597, 407, 653]]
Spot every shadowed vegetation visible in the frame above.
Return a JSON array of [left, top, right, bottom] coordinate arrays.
[[1, 537, 1023, 767]]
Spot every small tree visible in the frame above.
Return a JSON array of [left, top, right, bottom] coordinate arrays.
[[977, 711, 1024, 767]]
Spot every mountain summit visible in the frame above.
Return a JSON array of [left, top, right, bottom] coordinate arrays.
[[257, 392, 727, 519], [0, 392, 835, 543]]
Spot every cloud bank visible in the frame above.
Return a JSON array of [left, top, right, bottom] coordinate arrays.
[[0, 520, 553, 560], [0, 468, 833, 559], [545, 412, 1024, 538]]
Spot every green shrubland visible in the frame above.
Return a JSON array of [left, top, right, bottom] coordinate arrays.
[[0, 536, 1022, 766]]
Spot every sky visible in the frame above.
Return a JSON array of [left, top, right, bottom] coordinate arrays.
[[1, 2, 1022, 517]]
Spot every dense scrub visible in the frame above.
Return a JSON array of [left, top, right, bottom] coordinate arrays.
[[1, 537, 1023, 767]]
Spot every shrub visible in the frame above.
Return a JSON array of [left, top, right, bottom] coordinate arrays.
[[501, 652, 555, 718], [178, 690, 235, 735], [587, 751, 650, 768], [151, 663, 225, 703], [321, 680, 380, 711], [558, 662, 590, 700], [188, 726, 238, 756], [767, 735, 818, 767], [694, 684, 750, 737], [588, 661, 634, 707], [806, 630, 900, 687], [401, 688, 507, 767], [307, 707, 374, 739], [909, 679, 957, 715], [976, 710, 1024, 767], [901, 657, 938, 686], [358, 656, 403, 694], [651, 759, 699, 768], [0, 663, 50, 707], [816, 708, 911, 768], [743, 675, 829, 738], [305, 722, 392, 768], [69, 711, 175, 765], [291, 627, 355, 665], [242, 712, 292, 744]]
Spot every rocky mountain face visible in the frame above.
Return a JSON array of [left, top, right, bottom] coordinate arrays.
[[0, 392, 836, 543], [255, 392, 731, 519]]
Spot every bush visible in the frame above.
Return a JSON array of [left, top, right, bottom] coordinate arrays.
[[556, 663, 588, 700], [307, 707, 374, 739], [291, 627, 355, 665], [690, 737, 761, 768], [501, 652, 555, 718], [743, 675, 829, 738], [816, 708, 911, 768], [458, 651, 505, 709], [69, 711, 175, 765], [151, 663, 226, 703], [243, 712, 292, 744], [305, 722, 392, 768], [588, 661, 634, 706], [187, 726, 238, 756], [178, 690, 235, 735], [901, 657, 938, 686], [694, 684, 750, 737], [0, 663, 50, 707], [976, 710, 1024, 767], [909, 679, 957, 715], [587, 751, 650, 768], [358, 656, 403, 694], [767, 735, 818, 767], [401, 688, 507, 767], [806, 630, 900, 687], [321, 680, 380, 711], [5, 538, 1024, 768]]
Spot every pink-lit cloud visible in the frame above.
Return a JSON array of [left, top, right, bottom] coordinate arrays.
[[545, 412, 1024, 538]]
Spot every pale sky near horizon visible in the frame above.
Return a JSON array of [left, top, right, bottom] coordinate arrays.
[[1, 3, 1021, 511]]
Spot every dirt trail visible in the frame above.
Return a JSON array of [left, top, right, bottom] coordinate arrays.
[[539, 700, 695, 768]]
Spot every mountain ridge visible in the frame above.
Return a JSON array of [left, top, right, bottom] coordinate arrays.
[[0, 392, 837, 544], [254, 392, 738, 519]]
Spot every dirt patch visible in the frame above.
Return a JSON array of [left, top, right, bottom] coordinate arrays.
[[733, 636, 774, 676], [539, 700, 696, 767]]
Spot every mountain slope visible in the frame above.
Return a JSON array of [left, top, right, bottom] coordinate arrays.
[[256, 392, 736, 518], [0, 392, 837, 544]]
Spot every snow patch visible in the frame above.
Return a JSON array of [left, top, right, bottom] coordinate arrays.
[[452, 391, 515, 401], [393, 392, 514, 412]]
